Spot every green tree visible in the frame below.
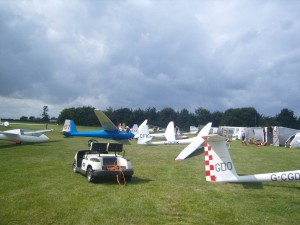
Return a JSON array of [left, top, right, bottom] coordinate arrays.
[[194, 107, 211, 126], [57, 106, 97, 125], [211, 111, 223, 127], [260, 115, 279, 127], [221, 107, 260, 127], [177, 108, 192, 131], [29, 116, 35, 121], [157, 108, 177, 127], [57, 106, 300, 129], [131, 108, 146, 126], [275, 108, 298, 129], [20, 116, 28, 121], [81, 106, 98, 126], [112, 108, 133, 126], [144, 107, 157, 125], [42, 106, 49, 122]]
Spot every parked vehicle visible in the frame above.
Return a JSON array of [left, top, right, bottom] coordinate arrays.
[[72, 142, 134, 183]]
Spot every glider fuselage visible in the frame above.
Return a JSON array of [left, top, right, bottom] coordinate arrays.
[[64, 129, 134, 140], [0, 130, 49, 143]]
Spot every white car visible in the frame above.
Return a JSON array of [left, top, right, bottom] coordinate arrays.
[[72, 142, 134, 183]]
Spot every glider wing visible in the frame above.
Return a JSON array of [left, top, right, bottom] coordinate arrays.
[[94, 109, 118, 131], [175, 122, 212, 161]]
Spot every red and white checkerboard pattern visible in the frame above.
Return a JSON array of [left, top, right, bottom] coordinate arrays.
[[204, 142, 216, 182]]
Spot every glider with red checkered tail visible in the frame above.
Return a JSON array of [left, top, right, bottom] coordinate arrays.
[[203, 134, 300, 182]]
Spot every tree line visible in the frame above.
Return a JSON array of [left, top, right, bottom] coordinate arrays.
[[19, 106, 54, 122], [56, 106, 300, 130]]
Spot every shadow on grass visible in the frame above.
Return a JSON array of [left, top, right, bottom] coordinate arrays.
[[0, 140, 62, 150], [186, 147, 204, 159], [0, 143, 20, 149], [232, 181, 300, 190], [91, 176, 153, 186], [241, 182, 264, 189], [263, 183, 300, 190]]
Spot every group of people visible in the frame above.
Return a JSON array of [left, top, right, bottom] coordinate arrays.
[[241, 132, 268, 146]]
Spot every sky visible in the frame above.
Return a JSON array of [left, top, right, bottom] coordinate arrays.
[[1, 0, 300, 119]]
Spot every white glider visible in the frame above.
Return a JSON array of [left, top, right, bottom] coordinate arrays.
[[131, 120, 148, 138], [133, 120, 187, 140], [138, 122, 212, 146], [0, 118, 9, 127], [137, 121, 179, 144], [204, 134, 300, 182], [0, 129, 52, 144]]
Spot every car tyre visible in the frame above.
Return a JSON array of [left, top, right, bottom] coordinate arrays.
[[86, 167, 94, 183], [72, 161, 77, 173]]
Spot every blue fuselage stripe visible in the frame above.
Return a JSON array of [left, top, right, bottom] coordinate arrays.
[[66, 130, 134, 140]]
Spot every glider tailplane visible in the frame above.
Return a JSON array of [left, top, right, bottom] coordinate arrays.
[[137, 125, 152, 144], [204, 135, 239, 182], [62, 119, 77, 137]]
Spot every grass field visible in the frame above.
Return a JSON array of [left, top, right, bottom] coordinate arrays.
[[1, 123, 300, 225]]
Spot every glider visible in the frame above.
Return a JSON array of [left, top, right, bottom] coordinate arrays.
[[0, 129, 52, 144], [149, 122, 188, 140], [138, 122, 211, 145], [131, 119, 148, 138], [204, 134, 300, 182], [62, 109, 135, 140], [138, 121, 176, 144], [0, 119, 9, 127], [131, 120, 184, 140]]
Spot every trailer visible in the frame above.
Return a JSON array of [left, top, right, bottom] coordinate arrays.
[[244, 127, 263, 143], [285, 132, 300, 148], [263, 126, 300, 147], [219, 126, 245, 139]]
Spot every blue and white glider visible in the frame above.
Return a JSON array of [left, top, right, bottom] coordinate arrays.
[[62, 109, 134, 140]]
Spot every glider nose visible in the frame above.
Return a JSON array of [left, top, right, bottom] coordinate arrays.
[[40, 134, 49, 142], [128, 132, 135, 139]]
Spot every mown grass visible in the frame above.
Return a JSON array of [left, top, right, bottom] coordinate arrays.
[[0, 123, 300, 225]]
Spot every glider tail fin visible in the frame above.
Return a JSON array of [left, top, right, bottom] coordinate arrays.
[[62, 119, 77, 137], [137, 125, 152, 144], [164, 121, 176, 142], [204, 135, 239, 182], [131, 124, 139, 138]]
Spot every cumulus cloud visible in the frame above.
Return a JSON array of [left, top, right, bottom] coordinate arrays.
[[1, 0, 300, 119]]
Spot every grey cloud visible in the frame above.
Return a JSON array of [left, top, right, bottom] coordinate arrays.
[[1, 0, 300, 119]]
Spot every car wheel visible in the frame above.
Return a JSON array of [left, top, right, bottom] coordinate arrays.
[[86, 167, 94, 183], [72, 161, 77, 173]]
